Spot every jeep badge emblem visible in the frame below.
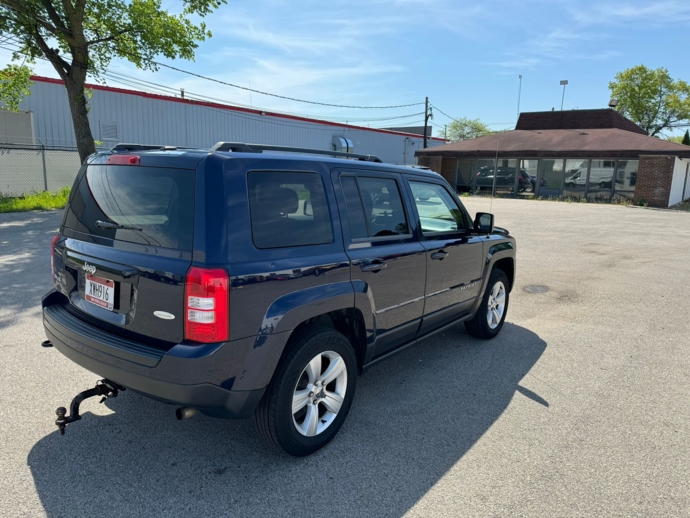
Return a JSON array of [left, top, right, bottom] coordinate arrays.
[[82, 263, 96, 274], [154, 311, 175, 320]]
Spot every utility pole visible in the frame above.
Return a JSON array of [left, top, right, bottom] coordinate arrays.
[[423, 97, 429, 148], [423, 97, 432, 148], [444, 124, 447, 140]]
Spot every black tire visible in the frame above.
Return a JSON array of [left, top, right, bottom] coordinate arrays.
[[254, 326, 357, 457], [464, 269, 510, 339]]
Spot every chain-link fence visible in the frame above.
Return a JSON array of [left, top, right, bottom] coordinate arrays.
[[0, 143, 82, 197]]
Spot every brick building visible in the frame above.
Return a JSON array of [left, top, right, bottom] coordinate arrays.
[[416, 109, 690, 207]]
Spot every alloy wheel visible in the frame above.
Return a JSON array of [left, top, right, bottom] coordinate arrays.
[[292, 351, 348, 437], [486, 281, 506, 330]]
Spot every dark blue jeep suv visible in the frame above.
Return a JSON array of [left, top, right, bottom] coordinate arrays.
[[43, 142, 516, 456]]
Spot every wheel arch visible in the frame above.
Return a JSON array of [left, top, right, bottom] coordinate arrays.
[[493, 257, 515, 292], [289, 308, 367, 371], [468, 242, 515, 318]]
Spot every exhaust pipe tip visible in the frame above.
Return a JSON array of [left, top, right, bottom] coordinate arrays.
[[175, 407, 197, 421], [41, 340, 53, 348]]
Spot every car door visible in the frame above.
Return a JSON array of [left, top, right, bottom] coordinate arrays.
[[404, 176, 484, 335], [332, 170, 426, 359]]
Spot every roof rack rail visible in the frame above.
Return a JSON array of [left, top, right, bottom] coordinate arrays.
[[209, 142, 383, 163], [111, 143, 184, 152]]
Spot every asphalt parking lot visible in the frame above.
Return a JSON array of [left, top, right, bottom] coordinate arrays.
[[1, 197, 689, 517]]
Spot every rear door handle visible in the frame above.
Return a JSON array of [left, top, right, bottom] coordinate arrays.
[[360, 262, 387, 272], [431, 251, 449, 260]]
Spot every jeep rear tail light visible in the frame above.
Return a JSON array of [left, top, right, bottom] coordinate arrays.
[[50, 234, 59, 286], [184, 267, 229, 343], [106, 155, 140, 165]]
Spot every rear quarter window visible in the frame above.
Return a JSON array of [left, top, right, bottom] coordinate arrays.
[[247, 171, 333, 249], [63, 165, 195, 250]]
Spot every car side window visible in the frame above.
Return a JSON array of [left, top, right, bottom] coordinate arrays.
[[409, 181, 467, 234], [247, 171, 333, 249], [340, 176, 409, 238], [340, 176, 369, 239]]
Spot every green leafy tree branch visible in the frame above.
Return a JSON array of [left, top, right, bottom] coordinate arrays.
[[446, 117, 492, 142], [0, 0, 225, 161], [0, 62, 33, 111], [609, 65, 690, 137]]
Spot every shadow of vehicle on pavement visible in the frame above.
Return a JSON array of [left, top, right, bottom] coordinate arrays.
[[0, 211, 62, 332], [28, 323, 546, 517]]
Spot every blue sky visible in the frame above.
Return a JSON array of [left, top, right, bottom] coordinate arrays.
[[5, 0, 690, 136]]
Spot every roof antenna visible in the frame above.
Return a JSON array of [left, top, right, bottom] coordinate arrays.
[[490, 141, 499, 214]]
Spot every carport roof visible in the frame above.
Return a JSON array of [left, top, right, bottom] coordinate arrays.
[[415, 128, 690, 159]]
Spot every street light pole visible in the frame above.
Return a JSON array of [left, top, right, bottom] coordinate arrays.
[[517, 74, 522, 119], [560, 80, 568, 111]]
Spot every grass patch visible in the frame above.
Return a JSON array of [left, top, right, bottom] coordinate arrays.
[[0, 187, 71, 213]]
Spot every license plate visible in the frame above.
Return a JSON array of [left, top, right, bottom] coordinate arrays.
[[85, 274, 115, 311]]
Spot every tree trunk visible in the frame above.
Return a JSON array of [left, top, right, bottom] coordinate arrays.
[[64, 72, 96, 163]]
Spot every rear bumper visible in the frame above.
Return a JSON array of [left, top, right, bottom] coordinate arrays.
[[42, 294, 265, 418]]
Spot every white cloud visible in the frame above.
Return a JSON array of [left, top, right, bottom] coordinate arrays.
[[491, 3, 634, 70], [569, 0, 690, 25]]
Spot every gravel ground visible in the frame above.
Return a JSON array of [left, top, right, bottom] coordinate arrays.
[[0, 198, 689, 517]]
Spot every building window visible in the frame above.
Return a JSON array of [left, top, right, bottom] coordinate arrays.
[[475, 159, 497, 192], [614, 160, 638, 199], [538, 159, 564, 195], [495, 159, 518, 194], [456, 159, 474, 192], [587, 159, 615, 199], [518, 160, 538, 197], [563, 159, 589, 197]]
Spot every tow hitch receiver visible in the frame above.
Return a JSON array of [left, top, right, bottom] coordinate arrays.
[[55, 379, 125, 435]]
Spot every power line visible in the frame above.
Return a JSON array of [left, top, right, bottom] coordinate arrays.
[[0, 32, 423, 110], [431, 104, 459, 122], [370, 119, 425, 128], [0, 39, 439, 141], [0, 40, 424, 123], [145, 61, 424, 109], [1, 4, 423, 109], [0, 44, 431, 137], [431, 105, 517, 127], [104, 70, 426, 122]]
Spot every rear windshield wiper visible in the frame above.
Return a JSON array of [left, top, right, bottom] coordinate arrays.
[[95, 220, 142, 231]]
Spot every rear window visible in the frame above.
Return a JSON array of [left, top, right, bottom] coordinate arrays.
[[63, 165, 195, 250], [247, 171, 333, 249]]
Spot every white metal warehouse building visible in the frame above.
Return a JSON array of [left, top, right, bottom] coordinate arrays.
[[11, 76, 446, 164]]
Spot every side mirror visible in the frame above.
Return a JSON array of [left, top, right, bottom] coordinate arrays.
[[474, 212, 494, 234]]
